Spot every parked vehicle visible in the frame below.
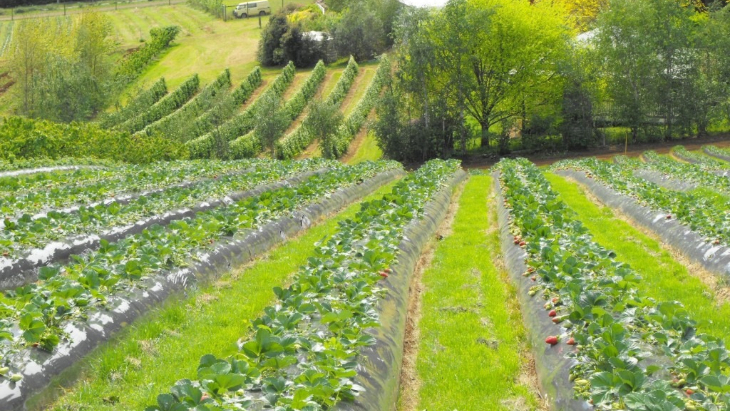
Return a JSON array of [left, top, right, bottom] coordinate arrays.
[[233, 1, 270, 18]]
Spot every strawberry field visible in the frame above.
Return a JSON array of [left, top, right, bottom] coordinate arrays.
[[1, 145, 730, 411]]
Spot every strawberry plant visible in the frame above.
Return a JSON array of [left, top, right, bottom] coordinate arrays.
[[0, 161, 401, 372], [552, 158, 730, 246], [498, 158, 730, 410], [0, 159, 331, 261], [146, 159, 460, 411]]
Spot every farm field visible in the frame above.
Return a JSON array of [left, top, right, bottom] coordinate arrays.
[[0, 145, 727, 410], [0, 0, 314, 114], [2, 0, 730, 409]]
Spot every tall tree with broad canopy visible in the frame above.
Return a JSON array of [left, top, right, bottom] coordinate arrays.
[[427, 0, 570, 149]]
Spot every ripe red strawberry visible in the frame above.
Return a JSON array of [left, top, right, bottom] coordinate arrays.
[[685, 389, 694, 395], [552, 297, 560, 304], [379, 272, 389, 278], [666, 214, 672, 219], [548, 310, 557, 317], [566, 337, 576, 345], [519, 241, 526, 247], [531, 276, 537, 281], [514, 239, 520, 245], [545, 336, 558, 345]]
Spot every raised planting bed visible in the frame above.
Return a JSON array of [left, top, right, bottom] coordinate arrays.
[[146, 160, 463, 411], [0, 162, 328, 290], [0, 166, 100, 180], [672, 146, 730, 178], [495, 158, 730, 411], [0, 159, 265, 218], [552, 158, 730, 282], [0, 161, 404, 410]]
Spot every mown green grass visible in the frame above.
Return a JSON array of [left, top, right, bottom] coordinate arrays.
[[411, 175, 539, 411], [33, 179, 400, 411], [545, 172, 730, 346], [346, 130, 382, 164]]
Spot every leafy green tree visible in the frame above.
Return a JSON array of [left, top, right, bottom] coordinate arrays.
[[594, 0, 704, 141], [255, 94, 288, 159], [304, 99, 344, 159], [331, 3, 385, 61], [258, 10, 324, 68]]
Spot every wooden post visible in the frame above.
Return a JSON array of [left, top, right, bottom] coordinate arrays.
[[258, 13, 261, 28]]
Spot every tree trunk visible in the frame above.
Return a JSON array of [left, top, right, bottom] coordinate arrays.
[[480, 122, 489, 150]]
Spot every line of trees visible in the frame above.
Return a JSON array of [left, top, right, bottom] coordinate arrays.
[[374, 0, 730, 162]]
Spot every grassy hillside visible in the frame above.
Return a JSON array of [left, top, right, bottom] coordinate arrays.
[[0, 1, 313, 114]]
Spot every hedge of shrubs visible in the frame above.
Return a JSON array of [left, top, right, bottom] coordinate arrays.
[[0, 117, 187, 164], [116, 74, 200, 135], [186, 62, 296, 159], [98, 78, 168, 129], [140, 69, 232, 140], [276, 57, 359, 159]]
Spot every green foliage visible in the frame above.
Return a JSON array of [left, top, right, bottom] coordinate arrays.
[[276, 57, 359, 159], [185, 67, 263, 143], [331, 3, 385, 62], [329, 56, 390, 158], [8, 13, 117, 122], [116, 74, 200, 135], [98, 78, 168, 129], [188, 62, 295, 159], [0, 116, 187, 164], [140, 69, 232, 141], [258, 10, 325, 68], [114, 26, 181, 81], [253, 93, 289, 158], [304, 99, 344, 159]]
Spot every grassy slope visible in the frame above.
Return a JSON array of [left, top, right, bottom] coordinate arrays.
[[345, 130, 382, 164], [34, 179, 399, 411], [411, 175, 539, 411], [545, 172, 730, 345], [0, 0, 313, 113]]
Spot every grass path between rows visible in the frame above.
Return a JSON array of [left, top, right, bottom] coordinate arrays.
[[404, 175, 541, 411], [33, 179, 400, 411], [545, 172, 730, 346]]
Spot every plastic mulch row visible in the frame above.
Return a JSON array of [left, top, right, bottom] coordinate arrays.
[[0, 168, 405, 411]]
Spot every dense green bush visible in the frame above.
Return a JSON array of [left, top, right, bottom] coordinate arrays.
[[114, 26, 181, 80], [258, 10, 326, 68], [98, 78, 168, 129], [0, 117, 187, 163], [116, 74, 200, 134]]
